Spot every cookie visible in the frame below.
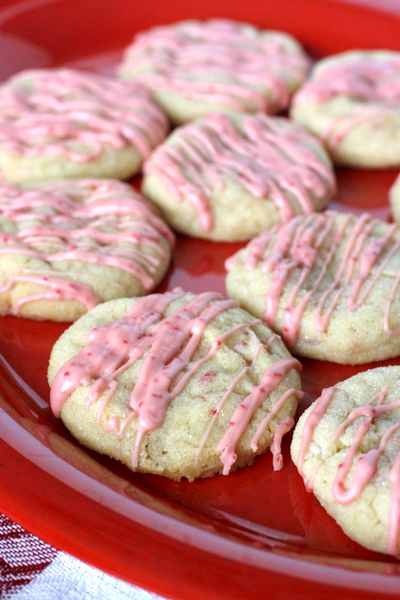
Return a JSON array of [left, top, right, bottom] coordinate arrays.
[[0, 179, 174, 321], [141, 111, 335, 242], [48, 289, 302, 481], [225, 210, 400, 364], [118, 19, 310, 125], [290, 50, 400, 168], [291, 366, 400, 557], [0, 68, 169, 185]]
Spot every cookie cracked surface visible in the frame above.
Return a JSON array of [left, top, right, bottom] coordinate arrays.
[[226, 210, 400, 364], [118, 19, 310, 125], [142, 111, 335, 242], [0, 179, 174, 321], [0, 68, 169, 185], [48, 289, 302, 481], [290, 50, 400, 168], [291, 366, 400, 557]]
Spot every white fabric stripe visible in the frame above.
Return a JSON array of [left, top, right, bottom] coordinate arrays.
[[2, 552, 168, 600]]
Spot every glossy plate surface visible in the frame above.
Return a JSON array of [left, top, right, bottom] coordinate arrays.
[[1, 1, 400, 599]]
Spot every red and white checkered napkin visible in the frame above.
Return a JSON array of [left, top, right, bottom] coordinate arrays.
[[0, 514, 164, 600]]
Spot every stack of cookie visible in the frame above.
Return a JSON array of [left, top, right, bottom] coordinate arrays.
[[1, 16, 400, 559], [0, 19, 312, 487], [0, 67, 175, 320]]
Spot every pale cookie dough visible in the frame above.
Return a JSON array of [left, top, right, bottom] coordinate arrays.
[[48, 289, 302, 481], [389, 172, 400, 223], [141, 111, 335, 242], [225, 210, 400, 364], [0, 68, 169, 185], [117, 19, 311, 125], [290, 50, 400, 168], [0, 179, 175, 321], [291, 366, 400, 557]]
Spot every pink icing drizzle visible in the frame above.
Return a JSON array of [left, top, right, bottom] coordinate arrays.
[[144, 112, 335, 232], [226, 211, 400, 349], [0, 68, 168, 161], [269, 415, 296, 471], [119, 20, 309, 114], [50, 289, 301, 475], [217, 358, 301, 474], [0, 180, 174, 314], [297, 382, 400, 556]]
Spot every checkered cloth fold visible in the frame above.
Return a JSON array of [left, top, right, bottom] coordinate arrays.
[[0, 515, 164, 600]]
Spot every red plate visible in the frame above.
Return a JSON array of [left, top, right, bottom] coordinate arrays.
[[1, 1, 400, 599]]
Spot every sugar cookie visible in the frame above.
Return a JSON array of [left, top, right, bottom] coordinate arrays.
[[0, 68, 169, 185], [291, 366, 400, 557], [290, 50, 400, 167], [0, 179, 174, 321], [48, 289, 302, 481], [142, 111, 335, 242], [226, 210, 400, 364], [118, 19, 310, 125]]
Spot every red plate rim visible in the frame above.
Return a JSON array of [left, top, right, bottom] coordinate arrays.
[[1, 1, 400, 599]]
